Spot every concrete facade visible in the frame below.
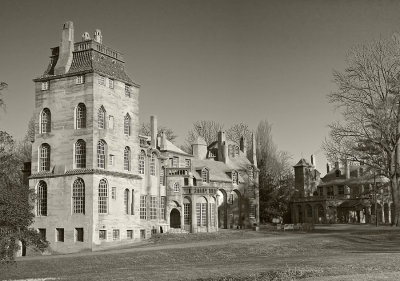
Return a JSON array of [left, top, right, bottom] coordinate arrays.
[[29, 22, 259, 254]]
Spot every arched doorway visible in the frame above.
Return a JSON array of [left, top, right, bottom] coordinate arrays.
[[217, 189, 228, 229], [170, 208, 181, 228]]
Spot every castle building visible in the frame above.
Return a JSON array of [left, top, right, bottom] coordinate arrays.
[[291, 156, 392, 225], [30, 22, 259, 254]]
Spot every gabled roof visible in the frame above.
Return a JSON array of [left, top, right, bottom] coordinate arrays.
[[294, 158, 311, 167], [159, 139, 192, 157]]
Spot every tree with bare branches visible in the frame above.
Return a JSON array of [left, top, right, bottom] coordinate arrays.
[[324, 37, 400, 226], [139, 122, 178, 143], [0, 82, 7, 111]]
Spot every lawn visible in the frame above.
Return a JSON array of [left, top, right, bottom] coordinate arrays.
[[2, 225, 400, 281]]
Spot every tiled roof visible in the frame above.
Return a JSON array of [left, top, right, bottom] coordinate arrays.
[[35, 41, 137, 86], [160, 139, 192, 156]]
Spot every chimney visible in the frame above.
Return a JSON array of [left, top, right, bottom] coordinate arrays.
[[94, 29, 102, 44], [54, 21, 74, 75], [240, 136, 247, 155], [326, 163, 330, 173], [150, 115, 157, 149], [192, 136, 207, 160], [345, 159, 350, 179], [252, 133, 257, 167], [160, 131, 168, 151], [82, 32, 91, 41], [311, 154, 316, 167], [217, 131, 227, 163]]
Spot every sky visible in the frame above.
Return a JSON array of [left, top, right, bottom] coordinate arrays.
[[1, 0, 400, 175]]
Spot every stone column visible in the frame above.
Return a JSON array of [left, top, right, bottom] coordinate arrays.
[[191, 196, 197, 233]]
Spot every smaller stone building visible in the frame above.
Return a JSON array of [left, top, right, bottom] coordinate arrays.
[[291, 157, 392, 225]]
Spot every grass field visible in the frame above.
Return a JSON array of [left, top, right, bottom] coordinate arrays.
[[2, 224, 400, 281]]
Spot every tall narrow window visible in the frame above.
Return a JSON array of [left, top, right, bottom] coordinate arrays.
[[172, 157, 179, 168], [76, 103, 86, 129], [160, 167, 165, 185], [72, 178, 85, 214], [98, 179, 108, 214], [124, 114, 131, 136], [150, 196, 157, 219], [40, 108, 51, 133], [37, 181, 47, 216], [98, 106, 106, 129], [210, 197, 216, 227], [124, 146, 131, 171], [131, 189, 135, 215], [140, 195, 147, 219], [41, 81, 49, 91], [109, 79, 114, 89], [234, 146, 239, 157], [39, 144, 50, 171], [248, 166, 254, 182], [173, 182, 180, 192], [75, 140, 86, 168], [184, 199, 191, 225], [138, 150, 145, 174], [125, 84, 131, 97], [160, 196, 166, 220], [97, 140, 106, 169], [150, 153, 156, 176], [232, 171, 238, 185], [76, 75, 84, 84], [98, 75, 105, 85], [124, 189, 129, 214], [202, 168, 208, 183], [196, 198, 207, 227]]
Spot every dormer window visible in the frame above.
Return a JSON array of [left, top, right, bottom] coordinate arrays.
[[76, 75, 85, 85], [232, 170, 238, 185], [202, 168, 209, 183], [41, 81, 49, 91]]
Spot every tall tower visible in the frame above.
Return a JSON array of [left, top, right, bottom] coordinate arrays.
[[30, 22, 142, 253]]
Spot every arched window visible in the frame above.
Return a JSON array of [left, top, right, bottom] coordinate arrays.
[[202, 168, 208, 183], [138, 150, 145, 174], [234, 146, 239, 157], [76, 103, 86, 129], [40, 108, 51, 133], [97, 140, 106, 169], [98, 179, 108, 214], [124, 189, 129, 214], [228, 145, 233, 158], [72, 178, 85, 214], [173, 182, 180, 192], [98, 106, 106, 129], [75, 140, 86, 168], [124, 146, 131, 171], [37, 181, 47, 216], [150, 153, 156, 176], [124, 114, 131, 136], [232, 170, 238, 185], [39, 143, 50, 171]]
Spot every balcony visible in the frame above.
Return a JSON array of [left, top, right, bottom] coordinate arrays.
[[182, 186, 217, 195], [166, 168, 190, 176]]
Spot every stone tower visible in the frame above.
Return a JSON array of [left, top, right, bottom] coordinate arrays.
[[30, 22, 141, 253]]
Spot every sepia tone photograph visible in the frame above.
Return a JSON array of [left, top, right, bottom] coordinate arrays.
[[2, 0, 400, 280]]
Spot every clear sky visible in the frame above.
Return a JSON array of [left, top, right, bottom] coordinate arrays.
[[1, 0, 400, 175]]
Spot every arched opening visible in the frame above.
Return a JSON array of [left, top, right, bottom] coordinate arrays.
[[298, 205, 303, 223], [316, 204, 324, 224], [217, 189, 228, 229], [231, 190, 241, 228], [170, 208, 181, 228]]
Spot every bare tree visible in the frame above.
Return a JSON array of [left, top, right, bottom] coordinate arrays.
[[139, 122, 178, 143], [226, 123, 252, 146], [324, 37, 400, 225], [182, 120, 224, 153], [0, 82, 7, 112]]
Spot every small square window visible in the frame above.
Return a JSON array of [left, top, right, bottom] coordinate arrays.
[[99, 230, 107, 240], [109, 79, 114, 89], [76, 75, 85, 85], [38, 228, 46, 240], [113, 229, 120, 240], [185, 159, 191, 168], [99, 76, 105, 86], [75, 228, 84, 242], [41, 81, 49, 91], [127, 230, 133, 239], [56, 228, 64, 242], [112, 187, 116, 199]]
